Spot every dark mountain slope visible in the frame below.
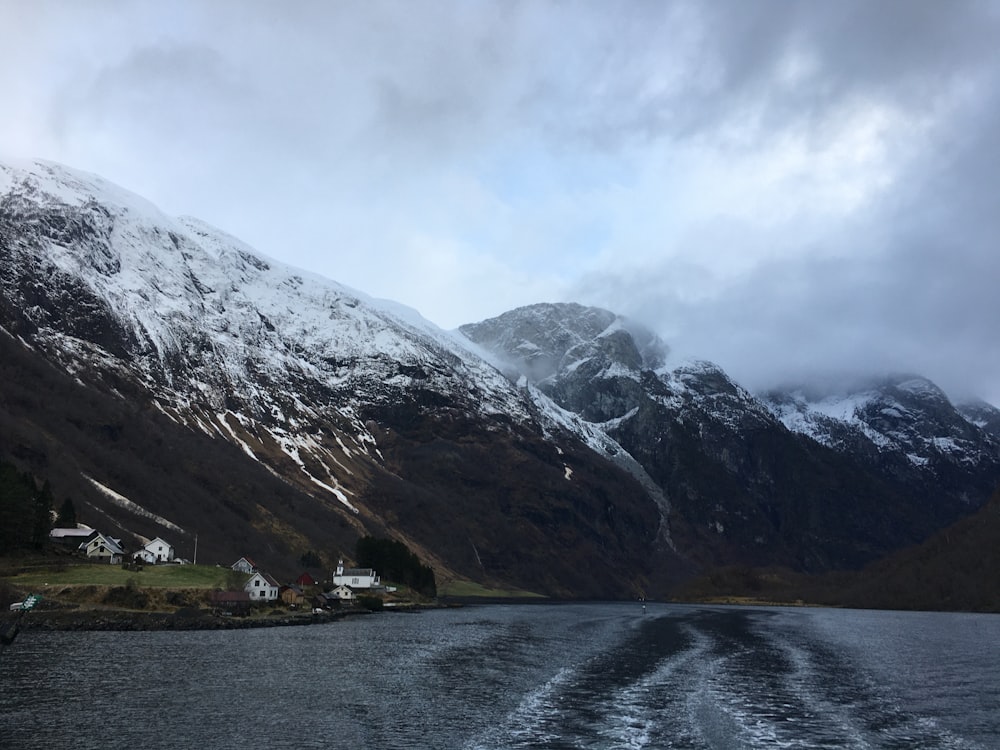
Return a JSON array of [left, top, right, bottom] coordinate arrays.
[[0, 159, 675, 597], [0, 327, 360, 576], [461, 304, 1000, 573], [834, 486, 1000, 611]]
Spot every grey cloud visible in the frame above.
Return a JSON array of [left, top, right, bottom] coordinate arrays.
[[525, 1, 1000, 151], [7, 1, 1000, 405]]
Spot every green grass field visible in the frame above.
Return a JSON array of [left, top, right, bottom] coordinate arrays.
[[3, 562, 545, 601], [3, 562, 231, 590]]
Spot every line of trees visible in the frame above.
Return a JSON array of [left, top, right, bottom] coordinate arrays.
[[355, 535, 436, 597]]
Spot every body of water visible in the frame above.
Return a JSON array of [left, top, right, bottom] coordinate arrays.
[[1, 603, 998, 748]]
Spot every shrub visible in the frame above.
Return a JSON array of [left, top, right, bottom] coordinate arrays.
[[356, 595, 383, 611]]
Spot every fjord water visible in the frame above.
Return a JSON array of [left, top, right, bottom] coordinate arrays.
[[1, 604, 997, 749]]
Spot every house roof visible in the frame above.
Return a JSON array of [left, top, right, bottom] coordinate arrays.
[[49, 527, 95, 539], [144, 537, 172, 550], [262, 572, 280, 587], [246, 571, 280, 587], [339, 568, 376, 577], [232, 556, 257, 569]]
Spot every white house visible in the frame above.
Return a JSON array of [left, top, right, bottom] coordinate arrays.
[[134, 537, 175, 564], [330, 584, 355, 600], [244, 571, 279, 602], [79, 533, 124, 564], [332, 560, 380, 589], [231, 557, 257, 574]]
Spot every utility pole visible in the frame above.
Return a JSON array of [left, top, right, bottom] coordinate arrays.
[[193, 532, 198, 565]]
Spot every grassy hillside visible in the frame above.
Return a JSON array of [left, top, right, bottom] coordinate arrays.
[[2, 561, 231, 590]]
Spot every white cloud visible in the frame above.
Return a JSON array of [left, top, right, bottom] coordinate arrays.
[[2, 0, 999, 404]]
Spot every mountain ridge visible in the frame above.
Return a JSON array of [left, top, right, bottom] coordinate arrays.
[[2, 158, 998, 598]]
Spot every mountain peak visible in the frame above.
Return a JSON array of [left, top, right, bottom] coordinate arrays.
[[459, 302, 668, 385]]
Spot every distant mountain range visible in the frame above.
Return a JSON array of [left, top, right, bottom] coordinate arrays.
[[2, 158, 998, 599]]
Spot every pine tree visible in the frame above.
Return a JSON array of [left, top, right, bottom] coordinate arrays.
[[56, 497, 78, 528]]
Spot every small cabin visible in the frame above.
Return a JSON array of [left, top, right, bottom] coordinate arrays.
[[210, 590, 251, 616], [280, 585, 306, 606]]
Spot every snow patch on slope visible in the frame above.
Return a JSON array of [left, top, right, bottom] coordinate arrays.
[[84, 475, 186, 533]]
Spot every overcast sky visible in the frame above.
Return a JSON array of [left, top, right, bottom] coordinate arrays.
[[3, 1, 999, 404]]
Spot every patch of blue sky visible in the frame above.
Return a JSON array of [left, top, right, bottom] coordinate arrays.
[[479, 140, 634, 208]]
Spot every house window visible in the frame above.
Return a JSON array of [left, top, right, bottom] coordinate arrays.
[[254, 579, 260, 587]]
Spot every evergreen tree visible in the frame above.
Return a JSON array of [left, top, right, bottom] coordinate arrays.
[[32, 480, 54, 548], [299, 549, 322, 568], [0, 463, 33, 554], [56, 497, 78, 528], [355, 535, 437, 597], [0, 461, 52, 553]]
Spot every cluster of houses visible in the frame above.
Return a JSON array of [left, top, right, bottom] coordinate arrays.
[[211, 557, 387, 616], [50, 526, 389, 616], [49, 526, 177, 565]]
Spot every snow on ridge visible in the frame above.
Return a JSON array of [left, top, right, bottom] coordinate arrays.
[[216, 412, 259, 461], [3, 158, 533, 427], [84, 475, 186, 534], [895, 377, 945, 399], [1, 158, 161, 217], [267, 427, 360, 514], [807, 391, 875, 423]]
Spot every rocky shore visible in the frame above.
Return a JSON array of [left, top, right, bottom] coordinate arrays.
[[4, 606, 368, 633]]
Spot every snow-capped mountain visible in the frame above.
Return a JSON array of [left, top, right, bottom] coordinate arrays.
[[762, 377, 1000, 505], [2, 159, 998, 595], [462, 304, 1000, 571], [0, 159, 665, 596]]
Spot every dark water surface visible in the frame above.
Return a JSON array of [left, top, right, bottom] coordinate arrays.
[[1, 603, 997, 748]]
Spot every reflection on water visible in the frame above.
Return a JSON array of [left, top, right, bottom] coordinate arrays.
[[1, 604, 998, 749]]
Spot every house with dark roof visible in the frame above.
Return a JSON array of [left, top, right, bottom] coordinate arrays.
[[312, 592, 341, 610], [79, 532, 124, 564], [244, 571, 279, 602], [209, 590, 251, 616], [280, 585, 307, 606]]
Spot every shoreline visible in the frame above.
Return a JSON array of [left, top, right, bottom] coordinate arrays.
[[4, 606, 373, 633]]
